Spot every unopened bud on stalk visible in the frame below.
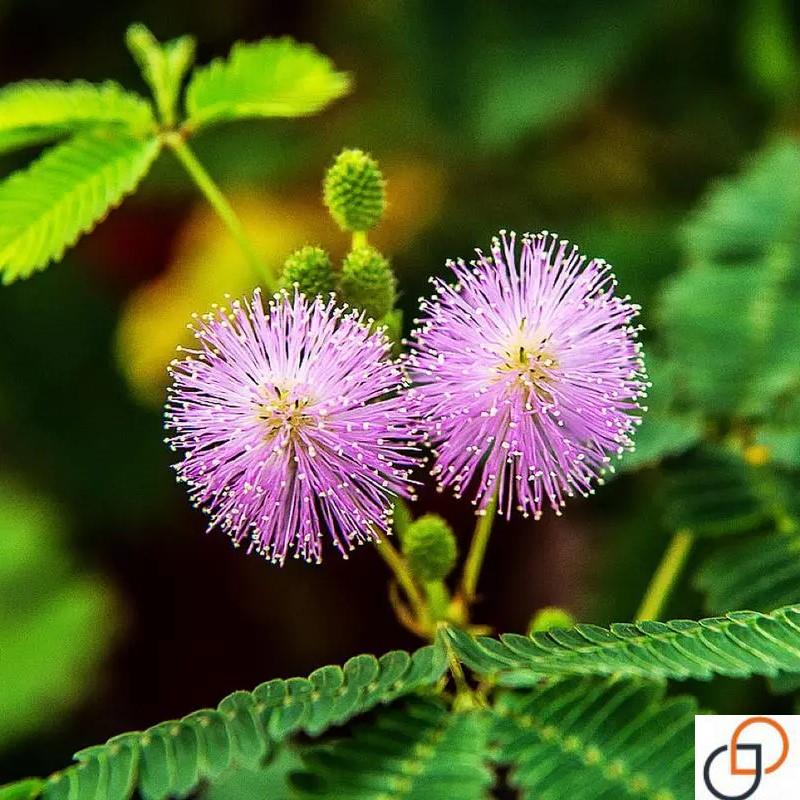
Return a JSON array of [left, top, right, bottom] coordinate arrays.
[[280, 245, 336, 298], [323, 148, 386, 233], [403, 514, 457, 583], [339, 246, 396, 320]]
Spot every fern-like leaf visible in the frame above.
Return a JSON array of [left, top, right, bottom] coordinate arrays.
[[0, 81, 155, 152], [0, 132, 161, 282], [661, 447, 799, 537], [291, 697, 492, 799], [495, 677, 694, 800], [184, 38, 351, 131], [126, 24, 195, 127], [695, 534, 800, 613], [0, 644, 446, 800], [447, 604, 800, 685]]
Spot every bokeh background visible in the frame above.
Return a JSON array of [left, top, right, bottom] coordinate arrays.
[[2, 0, 800, 785]]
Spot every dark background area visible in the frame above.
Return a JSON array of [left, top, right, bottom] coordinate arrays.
[[1, 0, 798, 784]]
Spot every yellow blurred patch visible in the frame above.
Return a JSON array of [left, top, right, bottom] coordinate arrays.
[[115, 159, 444, 405], [743, 443, 771, 466]]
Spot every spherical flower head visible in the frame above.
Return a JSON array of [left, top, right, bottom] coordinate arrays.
[[407, 231, 648, 520], [165, 290, 420, 564]]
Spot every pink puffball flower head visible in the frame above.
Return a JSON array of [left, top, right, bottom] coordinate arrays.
[[165, 289, 420, 564], [407, 231, 648, 520]]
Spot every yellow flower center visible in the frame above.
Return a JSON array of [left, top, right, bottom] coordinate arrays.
[[257, 382, 314, 439]]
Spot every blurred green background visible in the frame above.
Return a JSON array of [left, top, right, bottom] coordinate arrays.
[[2, 0, 800, 785]]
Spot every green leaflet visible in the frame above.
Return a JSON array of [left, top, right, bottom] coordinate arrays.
[[0, 127, 75, 157], [0, 644, 446, 800], [0, 81, 155, 150], [446, 604, 800, 685], [291, 697, 493, 800], [125, 24, 196, 127], [495, 677, 695, 800], [0, 132, 161, 282], [200, 748, 300, 800], [659, 139, 800, 419], [184, 37, 352, 131], [695, 534, 800, 613], [0, 781, 44, 800]]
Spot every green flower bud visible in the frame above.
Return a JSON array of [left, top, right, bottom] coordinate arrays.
[[323, 148, 386, 232], [403, 514, 457, 583], [527, 606, 575, 636], [280, 246, 336, 298], [339, 246, 396, 320]]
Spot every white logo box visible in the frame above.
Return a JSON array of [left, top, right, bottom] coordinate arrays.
[[695, 715, 800, 800]]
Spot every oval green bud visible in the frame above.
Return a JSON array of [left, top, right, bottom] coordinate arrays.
[[323, 148, 386, 232], [403, 514, 457, 583], [339, 246, 396, 320], [527, 606, 576, 636], [280, 245, 336, 298]]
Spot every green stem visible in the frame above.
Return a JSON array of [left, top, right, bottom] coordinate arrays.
[[635, 530, 694, 621], [461, 493, 498, 603], [164, 133, 268, 283], [424, 580, 450, 622], [352, 230, 368, 249], [375, 536, 426, 620]]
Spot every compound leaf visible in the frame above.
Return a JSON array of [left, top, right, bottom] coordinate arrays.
[[447, 604, 800, 684], [126, 23, 196, 126]]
